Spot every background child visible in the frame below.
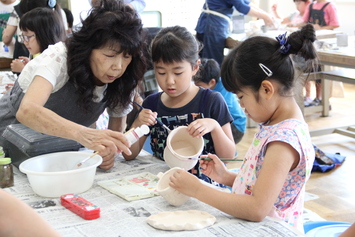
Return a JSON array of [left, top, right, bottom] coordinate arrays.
[[62, 7, 74, 35], [169, 24, 317, 232], [10, 7, 66, 73], [0, 0, 19, 37], [272, 0, 312, 27], [2, 0, 68, 64], [301, 0, 339, 30], [193, 58, 246, 146], [300, 0, 340, 106], [124, 26, 235, 184]]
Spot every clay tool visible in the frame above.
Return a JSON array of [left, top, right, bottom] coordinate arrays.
[[76, 151, 99, 167], [133, 102, 171, 133]]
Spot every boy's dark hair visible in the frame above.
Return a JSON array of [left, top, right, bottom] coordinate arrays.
[[66, 0, 146, 112], [19, 7, 66, 53], [194, 58, 220, 84], [221, 24, 317, 97], [293, 0, 309, 2], [63, 8, 74, 28], [151, 26, 201, 67]]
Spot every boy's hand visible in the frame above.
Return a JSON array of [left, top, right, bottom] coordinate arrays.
[[187, 118, 217, 137], [134, 108, 157, 127]]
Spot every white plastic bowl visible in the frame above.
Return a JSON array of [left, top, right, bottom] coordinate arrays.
[[19, 151, 102, 197], [163, 126, 204, 170]]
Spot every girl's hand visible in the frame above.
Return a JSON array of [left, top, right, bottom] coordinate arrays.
[[5, 83, 14, 92], [199, 153, 229, 183], [134, 108, 157, 127], [10, 59, 26, 73], [187, 118, 217, 137], [77, 127, 131, 170], [18, 56, 30, 65], [170, 169, 202, 198]]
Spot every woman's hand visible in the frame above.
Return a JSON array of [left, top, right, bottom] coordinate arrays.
[[199, 153, 229, 183], [187, 118, 217, 137], [97, 149, 116, 170], [77, 127, 131, 170], [170, 169, 202, 198]]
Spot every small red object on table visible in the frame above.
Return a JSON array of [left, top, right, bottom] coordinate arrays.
[[60, 194, 100, 220]]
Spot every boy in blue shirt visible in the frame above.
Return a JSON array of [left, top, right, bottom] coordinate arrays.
[[193, 58, 246, 145]]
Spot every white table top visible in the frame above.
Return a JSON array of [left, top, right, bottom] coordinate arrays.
[[3, 151, 304, 237], [0, 41, 14, 59], [229, 28, 344, 42]]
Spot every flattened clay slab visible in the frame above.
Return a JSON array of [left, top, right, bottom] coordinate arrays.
[[146, 210, 216, 231]]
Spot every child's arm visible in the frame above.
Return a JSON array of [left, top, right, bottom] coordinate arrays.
[[171, 141, 299, 222], [271, 4, 281, 19], [122, 108, 156, 161], [271, 4, 291, 25], [248, 3, 274, 27], [339, 222, 355, 237], [122, 135, 147, 161], [108, 116, 126, 133], [313, 24, 338, 30], [0, 189, 61, 237], [187, 118, 235, 159], [2, 25, 16, 46]]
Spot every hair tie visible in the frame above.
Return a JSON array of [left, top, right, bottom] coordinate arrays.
[[48, 0, 56, 8], [259, 63, 273, 77], [276, 32, 291, 54]]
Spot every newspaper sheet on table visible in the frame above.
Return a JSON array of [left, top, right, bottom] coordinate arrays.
[[4, 151, 305, 237]]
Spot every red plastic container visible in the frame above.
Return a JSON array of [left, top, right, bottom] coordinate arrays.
[[60, 194, 100, 220]]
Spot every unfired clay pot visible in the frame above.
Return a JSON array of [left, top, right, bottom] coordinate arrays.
[[156, 167, 190, 206], [163, 126, 204, 170]]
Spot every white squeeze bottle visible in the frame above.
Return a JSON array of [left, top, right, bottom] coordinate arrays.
[[125, 125, 150, 145]]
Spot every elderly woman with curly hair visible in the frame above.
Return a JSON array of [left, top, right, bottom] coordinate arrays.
[[0, 0, 146, 170]]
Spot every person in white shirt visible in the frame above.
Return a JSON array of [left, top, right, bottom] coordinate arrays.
[[0, 0, 147, 170]]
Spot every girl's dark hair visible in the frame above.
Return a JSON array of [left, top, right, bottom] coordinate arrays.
[[151, 26, 201, 67], [19, 0, 63, 22], [66, 0, 146, 111], [19, 7, 66, 53], [221, 24, 317, 97], [63, 8, 74, 28], [193, 58, 220, 84]]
